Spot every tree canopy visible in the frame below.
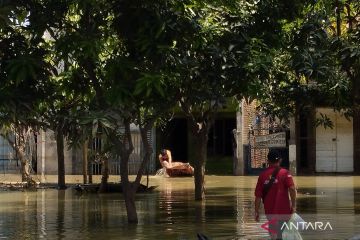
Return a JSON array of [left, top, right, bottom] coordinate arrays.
[[3, 0, 359, 220]]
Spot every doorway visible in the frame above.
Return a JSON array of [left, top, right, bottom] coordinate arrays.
[[161, 119, 188, 162], [208, 118, 236, 157]]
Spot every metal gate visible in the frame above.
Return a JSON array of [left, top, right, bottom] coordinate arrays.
[[90, 127, 156, 175], [245, 127, 289, 175], [0, 135, 19, 174]]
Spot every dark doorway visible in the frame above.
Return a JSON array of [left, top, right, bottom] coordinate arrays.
[[161, 119, 188, 162], [296, 110, 316, 174], [208, 118, 236, 157]]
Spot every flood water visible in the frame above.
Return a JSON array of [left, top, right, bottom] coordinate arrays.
[[0, 176, 360, 239]]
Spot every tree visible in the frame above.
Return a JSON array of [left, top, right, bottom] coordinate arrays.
[[107, 0, 195, 221], [41, 0, 183, 223], [167, 0, 309, 200], [0, 1, 51, 184], [334, 1, 360, 173], [253, 0, 360, 173]]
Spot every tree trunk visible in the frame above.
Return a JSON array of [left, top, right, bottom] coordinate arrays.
[[3, 132, 35, 186], [57, 190, 66, 236], [353, 74, 360, 174], [335, 0, 341, 36], [136, 125, 153, 186], [88, 158, 93, 184], [116, 120, 137, 223], [82, 140, 88, 184], [99, 156, 109, 193], [18, 147, 33, 184], [120, 148, 139, 223], [193, 130, 208, 200], [56, 130, 66, 189], [354, 110, 360, 174], [122, 183, 138, 223]]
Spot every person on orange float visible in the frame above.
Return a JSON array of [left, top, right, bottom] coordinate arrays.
[[158, 149, 194, 176]]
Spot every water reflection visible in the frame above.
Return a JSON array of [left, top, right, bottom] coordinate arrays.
[[57, 190, 65, 239], [0, 176, 359, 239], [40, 190, 46, 238]]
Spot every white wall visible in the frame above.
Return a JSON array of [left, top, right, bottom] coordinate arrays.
[[316, 108, 353, 172], [37, 130, 74, 175]]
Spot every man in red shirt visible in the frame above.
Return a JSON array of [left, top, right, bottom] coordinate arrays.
[[254, 149, 297, 240]]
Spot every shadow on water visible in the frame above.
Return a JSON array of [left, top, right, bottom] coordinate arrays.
[[0, 176, 359, 239]]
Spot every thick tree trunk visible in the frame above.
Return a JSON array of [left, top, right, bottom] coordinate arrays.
[[56, 130, 66, 189], [353, 74, 360, 174], [120, 150, 138, 223], [120, 149, 138, 223], [354, 110, 360, 174], [3, 132, 35, 186], [122, 183, 138, 223], [116, 124, 153, 223], [116, 120, 137, 223], [193, 131, 207, 201], [99, 156, 109, 193], [19, 149, 33, 184]]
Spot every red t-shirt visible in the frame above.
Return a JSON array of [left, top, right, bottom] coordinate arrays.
[[255, 166, 294, 216]]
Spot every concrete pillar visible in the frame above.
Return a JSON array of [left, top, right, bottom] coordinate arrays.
[[289, 117, 297, 175], [234, 101, 244, 175]]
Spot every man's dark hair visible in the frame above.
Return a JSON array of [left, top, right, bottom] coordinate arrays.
[[267, 149, 281, 163], [160, 149, 167, 155]]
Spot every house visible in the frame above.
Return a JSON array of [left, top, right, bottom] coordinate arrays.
[[234, 100, 356, 175], [233, 100, 295, 175], [296, 107, 354, 173], [3, 101, 354, 177]]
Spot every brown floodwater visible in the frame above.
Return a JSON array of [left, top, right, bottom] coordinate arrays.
[[0, 176, 359, 239]]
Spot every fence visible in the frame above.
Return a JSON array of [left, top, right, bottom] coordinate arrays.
[[0, 135, 19, 174], [0, 127, 157, 176], [90, 127, 156, 175]]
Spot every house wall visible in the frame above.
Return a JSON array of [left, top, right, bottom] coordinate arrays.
[[237, 99, 296, 175], [315, 108, 353, 172], [36, 126, 156, 177], [37, 130, 75, 175], [242, 100, 271, 168], [236, 103, 355, 174]]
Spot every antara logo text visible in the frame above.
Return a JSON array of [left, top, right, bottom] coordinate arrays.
[[261, 219, 333, 234]]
